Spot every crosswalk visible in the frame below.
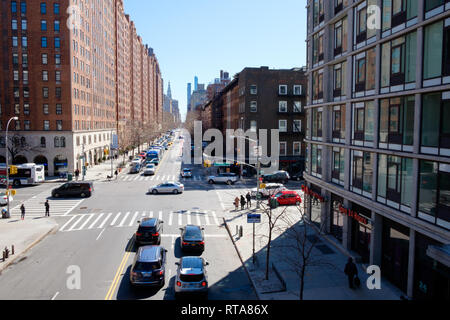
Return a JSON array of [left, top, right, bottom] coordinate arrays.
[[9, 192, 85, 218], [59, 210, 221, 233], [118, 174, 204, 182]]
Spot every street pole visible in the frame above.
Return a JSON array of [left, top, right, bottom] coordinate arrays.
[[256, 146, 261, 209], [82, 143, 85, 181], [110, 129, 114, 179], [253, 222, 256, 264], [5, 117, 18, 217]]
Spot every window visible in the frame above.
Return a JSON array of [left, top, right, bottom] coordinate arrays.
[[250, 85, 257, 95], [334, 17, 348, 56], [333, 105, 346, 141], [334, 61, 347, 97], [250, 101, 257, 112], [13, 70, 19, 81], [12, 53, 19, 65], [54, 137, 60, 148], [23, 103, 29, 115], [15, 120, 20, 131], [55, 54, 61, 65], [21, 19, 27, 30], [42, 71, 48, 81], [382, 0, 418, 31], [356, 6, 367, 43], [12, 19, 18, 30], [54, 37, 60, 48], [56, 121, 62, 131], [279, 120, 287, 132], [44, 121, 50, 131], [279, 85, 287, 95], [40, 137, 46, 148], [60, 137, 66, 148], [12, 36, 18, 47], [293, 85, 302, 95], [293, 120, 302, 133], [279, 142, 287, 156], [54, 20, 60, 32], [354, 47, 376, 93], [378, 155, 413, 211], [250, 120, 257, 132], [313, 32, 324, 65], [313, 0, 324, 27], [56, 104, 62, 115], [279, 101, 288, 113], [312, 108, 323, 138], [55, 87, 61, 98], [41, 37, 47, 48], [293, 142, 301, 156], [418, 161, 450, 230], [332, 148, 345, 185], [43, 104, 49, 115], [21, 36, 27, 47], [24, 120, 30, 131], [53, 3, 60, 15], [14, 87, 19, 98], [351, 151, 374, 196], [312, 70, 324, 100], [353, 101, 375, 143], [42, 54, 48, 65], [311, 144, 322, 176], [55, 71, 61, 82], [294, 101, 302, 113], [22, 70, 28, 84], [425, 0, 447, 13], [14, 104, 20, 115], [43, 87, 49, 98], [40, 2, 46, 14], [423, 20, 450, 84], [22, 53, 27, 66], [11, 1, 17, 13], [421, 92, 450, 154], [41, 20, 47, 31]]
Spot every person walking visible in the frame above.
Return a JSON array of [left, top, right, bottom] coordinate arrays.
[[246, 192, 252, 209], [234, 197, 240, 211], [114, 170, 118, 180], [344, 257, 358, 289], [20, 204, 25, 221], [75, 168, 80, 181], [45, 200, 50, 217], [240, 195, 246, 211]]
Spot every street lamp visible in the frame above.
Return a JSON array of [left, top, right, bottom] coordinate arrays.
[[5, 116, 19, 216]]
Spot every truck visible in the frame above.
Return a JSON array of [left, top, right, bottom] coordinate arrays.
[[146, 149, 161, 161]]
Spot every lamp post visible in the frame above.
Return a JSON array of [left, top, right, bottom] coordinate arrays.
[[5, 117, 19, 216]]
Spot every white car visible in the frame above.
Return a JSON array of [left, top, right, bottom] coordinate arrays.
[[207, 173, 239, 185], [149, 182, 184, 194], [181, 168, 192, 178], [143, 164, 156, 176], [0, 193, 13, 206], [251, 183, 287, 198]]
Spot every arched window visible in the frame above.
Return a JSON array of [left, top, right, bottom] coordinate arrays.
[[20, 137, 26, 147], [60, 137, 66, 148], [40, 137, 46, 148], [54, 137, 60, 148]]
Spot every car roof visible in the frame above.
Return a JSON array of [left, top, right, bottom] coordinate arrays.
[[137, 246, 161, 262], [140, 218, 157, 227]]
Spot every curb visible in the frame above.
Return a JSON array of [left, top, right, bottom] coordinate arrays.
[[222, 217, 262, 300], [0, 223, 58, 274]]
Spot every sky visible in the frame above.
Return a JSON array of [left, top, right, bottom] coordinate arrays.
[[123, 0, 307, 121]]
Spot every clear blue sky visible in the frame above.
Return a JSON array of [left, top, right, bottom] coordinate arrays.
[[123, 0, 307, 121]]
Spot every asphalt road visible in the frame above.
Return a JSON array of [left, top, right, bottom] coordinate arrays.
[[0, 134, 257, 300]]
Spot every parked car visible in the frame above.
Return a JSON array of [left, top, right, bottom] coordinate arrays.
[[181, 168, 192, 178], [52, 182, 94, 198], [129, 245, 167, 288], [290, 172, 303, 181], [135, 218, 164, 246], [269, 190, 302, 206], [149, 182, 184, 194], [262, 171, 290, 184], [0, 192, 13, 206], [251, 183, 287, 198], [129, 163, 142, 174], [143, 164, 156, 176], [180, 225, 205, 253], [174, 256, 209, 298], [207, 173, 239, 185]]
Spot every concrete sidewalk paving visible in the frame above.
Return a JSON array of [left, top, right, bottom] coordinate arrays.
[[0, 217, 58, 273], [223, 205, 405, 300]]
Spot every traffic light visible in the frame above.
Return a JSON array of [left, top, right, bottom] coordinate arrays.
[[10, 166, 18, 175]]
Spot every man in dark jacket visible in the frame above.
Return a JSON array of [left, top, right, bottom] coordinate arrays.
[[246, 192, 251, 208], [45, 200, 50, 217], [240, 195, 246, 210], [344, 257, 358, 289]]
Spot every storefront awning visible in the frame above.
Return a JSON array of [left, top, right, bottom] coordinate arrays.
[[427, 244, 450, 268]]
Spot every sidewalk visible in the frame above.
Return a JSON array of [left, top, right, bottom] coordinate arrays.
[[223, 204, 405, 300], [0, 216, 58, 273]]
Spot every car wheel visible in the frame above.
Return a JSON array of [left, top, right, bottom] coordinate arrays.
[[152, 189, 158, 195], [54, 193, 60, 198], [80, 193, 87, 198], [227, 180, 232, 185], [13, 180, 21, 187], [173, 189, 179, 194], [297, 177, 301, 181], [208, 180, 214, 184]]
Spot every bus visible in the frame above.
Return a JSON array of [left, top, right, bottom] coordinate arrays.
[[0, 163, 46, 186]]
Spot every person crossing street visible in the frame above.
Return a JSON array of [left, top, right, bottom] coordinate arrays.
[[234, 197, 240, 211], [240, 195, 246, 211], [45, 200, 50, 217], [246, 192, 251, 208], [20, 204, 25, 220]]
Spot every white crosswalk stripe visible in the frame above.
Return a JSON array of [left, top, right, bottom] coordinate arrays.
[[59, 210, 223, 233]]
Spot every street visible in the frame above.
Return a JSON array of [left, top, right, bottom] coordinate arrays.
[[0, 136, 260, 300]]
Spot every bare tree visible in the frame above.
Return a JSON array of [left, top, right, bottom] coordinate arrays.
[[4, 134, 40, 163]]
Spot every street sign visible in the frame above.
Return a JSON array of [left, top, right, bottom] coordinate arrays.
[[247, 214, 261, 224], [111, 134, 119, 149]]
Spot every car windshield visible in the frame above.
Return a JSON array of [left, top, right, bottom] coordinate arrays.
[[146, 165, 154, 169], [274, 192, 284, 198], [184, 227, 202, 239], [181, 257, 203, 269], [134, 261, 161, 271], [183, 169, 191, 172]]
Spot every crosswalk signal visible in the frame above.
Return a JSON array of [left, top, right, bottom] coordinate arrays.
[[10, 166, 18, 175]]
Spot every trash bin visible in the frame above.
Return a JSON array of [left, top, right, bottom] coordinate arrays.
[[67, 173, 73, 181]]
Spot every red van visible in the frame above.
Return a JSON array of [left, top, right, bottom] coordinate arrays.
[[270, 190, 302, 206]]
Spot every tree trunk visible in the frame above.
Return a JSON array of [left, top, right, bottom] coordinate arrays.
[[265, 229, 272, 280]]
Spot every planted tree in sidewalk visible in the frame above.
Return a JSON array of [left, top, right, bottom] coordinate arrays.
[[275, 197, 334, 300]]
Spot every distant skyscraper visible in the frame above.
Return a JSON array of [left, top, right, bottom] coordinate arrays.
[[194, 76, 198, 91], [167, 82, 172, 99], [187, 83, 192, 112]]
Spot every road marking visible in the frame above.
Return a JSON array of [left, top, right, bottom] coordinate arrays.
[[159, 211, 163, 221], [129, 211, 139, 227], [171, 235, 175, 250], [89, 213, 104, 229], [204, 214, 210, 225], [150, 176, 155, 181], [196, 214, 201, 225], [110, 212, 122, 226], [78, 214, 94, 230], [141, 211, 146, 217], [98, 212, 113, 228], [187, 211, 191, 224], [64, 199, 85, 216], [105, 238, 134, 300], [212, 211, 219, 225], [149, 211, 153, 218], [118, 211, 130, 227], [178, 212, 182, 225], [67, 215, 85, 231], [59, 215, 77, 232], [214, 186, 227, 211], [96, 228, 106, 241], [168, 211, 173, 226], [51, 292, 59, 300]]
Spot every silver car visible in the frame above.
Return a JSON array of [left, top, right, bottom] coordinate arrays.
[[251, 183, 287, 198], [149, 181, 184, 194], [207, 173, 239, 185], [143, 164, 156, 176], [174, 256, 209, 298]]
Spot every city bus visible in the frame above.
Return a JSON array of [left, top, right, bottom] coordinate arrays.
[[0, 163, 46, 186]]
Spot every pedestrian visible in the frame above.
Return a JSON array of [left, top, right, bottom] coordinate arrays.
[[45, 200, 50, 217], [20, 204, 25, 220], [234, 197, 240, 211], [114, 170, 118, 179], [246, 192, 251, 208], [75, 168, 80, 181], [344, 257, 358, 289], [240, 195, 246, 211]]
